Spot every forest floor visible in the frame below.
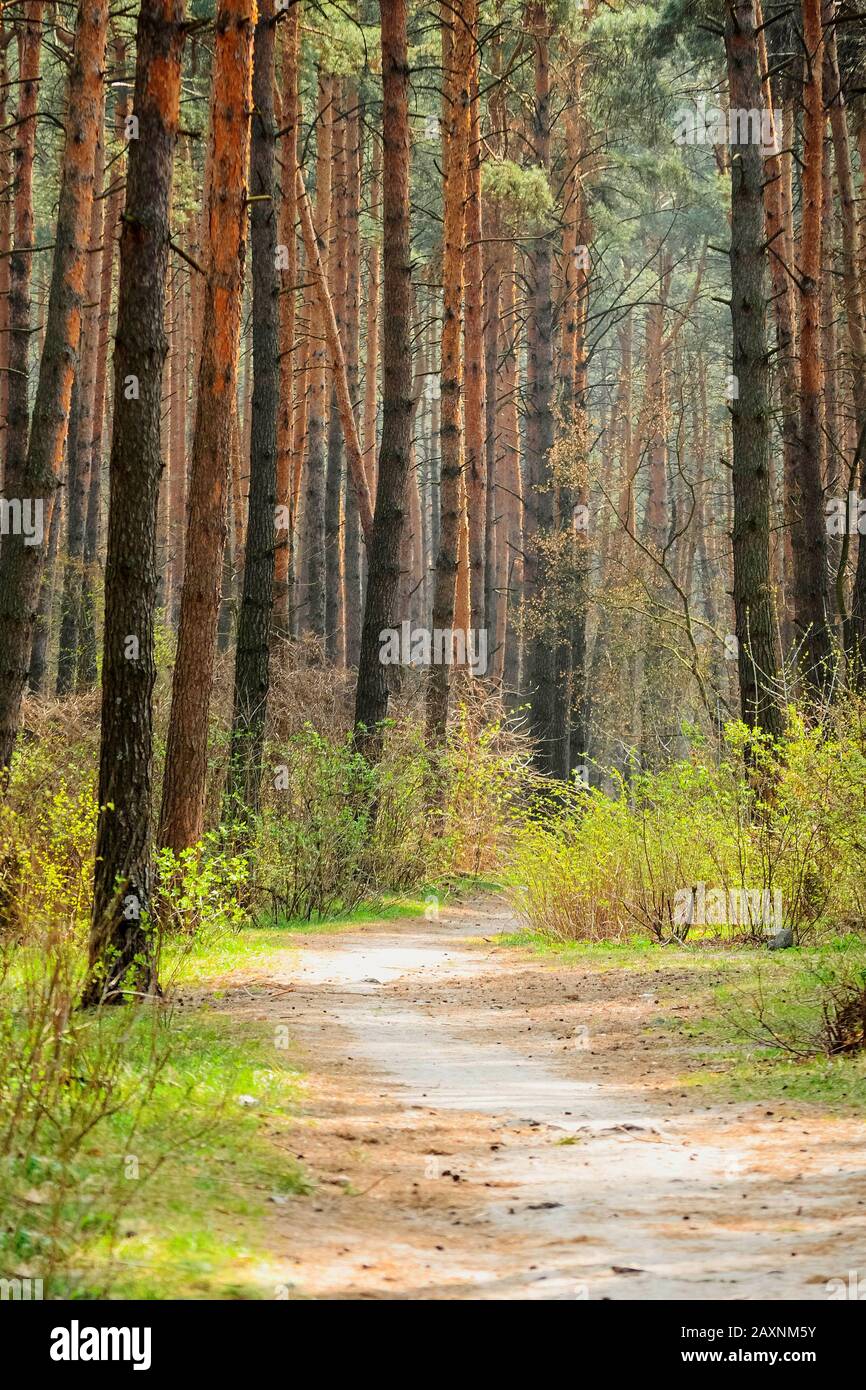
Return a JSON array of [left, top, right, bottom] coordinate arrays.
[[196, 897, 866, 1301]]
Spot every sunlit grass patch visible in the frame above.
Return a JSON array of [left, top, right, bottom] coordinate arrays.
[[490, 928, 733, 972], [56, 1010, 309, 1299], [662, 940, 866, 1110]]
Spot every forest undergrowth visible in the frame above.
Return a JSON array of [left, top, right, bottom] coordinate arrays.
[[2, 664, 866, 1293]]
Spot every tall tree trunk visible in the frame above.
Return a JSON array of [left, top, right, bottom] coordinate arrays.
[[325, 83, 347, 662], [523, 4, 558, 772], [57, 123, 105, 693], [0, 0, 108, 774], [296, 168, 373, 539], [290, 278, 309, 631], [363, 140, 381, 492], [483, 224, 500, 650], [301, 71, 332, 638], [498, 239, 522, 695], [274, 0, 300, 636], [3, 2, 42, 506], [791, 0, 831, 691], [230, 400, 245, 566], [83, 0, 185, 1005], [426, 0, 474, 743], [724, 0, 783, 739], [755, 3, 799, 650], [562, 59, 591, 777], [343, 86, 363, 666], [168, 268, 188, 624], [159, 0, 253, 852], [79, 48, 128, 690], [428, 306, 441, 564], [824, 4, 866, 676], [29, 475, 62, 695], [353, 0, 412, 755], [0, 25, 13, 481], [227, 0, 278, 817], [464, 55, 486, 637]]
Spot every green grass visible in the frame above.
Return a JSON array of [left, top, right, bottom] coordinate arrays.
[[53, 1008, 310, 1299], [682, 1052, 866, 1109], [671, 939, 866, 1111], [491, 926, 736, 972], [493, 922, 866, 1112]]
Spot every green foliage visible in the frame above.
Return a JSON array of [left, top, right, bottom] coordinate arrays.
[[0, 946, 307, 1297], [314, 3, 380, 77], [482, 159, 554, 235], [252, 705, 525, 922], [721, 945, 866, 1059], [509, 709, 866, 945], [0, 734, 98, 939], [154, 837, 250, 941]]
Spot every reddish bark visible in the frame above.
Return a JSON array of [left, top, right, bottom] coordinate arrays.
[[159, 0, 254, 852]]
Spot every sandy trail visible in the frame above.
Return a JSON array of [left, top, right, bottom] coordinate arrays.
[[217, 900, 866, 1300]]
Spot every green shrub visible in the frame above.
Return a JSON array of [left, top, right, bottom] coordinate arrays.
[[508, 707, 866, 944], [252, 702, 526, 923]]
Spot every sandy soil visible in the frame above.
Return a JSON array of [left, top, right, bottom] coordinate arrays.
[[213, 899, 866, 1300]]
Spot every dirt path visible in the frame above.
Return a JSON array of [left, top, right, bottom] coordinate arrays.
[[218, 899, 866, 1300]]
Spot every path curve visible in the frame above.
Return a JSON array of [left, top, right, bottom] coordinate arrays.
[[219, 899, 866, 1300]]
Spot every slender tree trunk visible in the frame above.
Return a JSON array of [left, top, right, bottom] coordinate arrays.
[[0, 0, 108, 774], [274, 0, 300, 637], [168, 268, 188, 624], [791, 0, 831, 691], [354, 0, 412, 754], [83, 0, 185, 1005], [563, 64, 591, 776], [296, 167, 373, 538], [426, 1, 474, 743], [755, 4, 799, 648], [523, 5, 558, 772], [290, 282, 309, 630], [497, 240, 522, 695], [0, 26, 13, 481], [57, 122, 105, 694], [240, 333, 252, 502], [428, 307, 440, 563], [230, 401, 245, 568], [820, 126, 838, 488], [464, 56, 486, 638], [343, 86, 363, 665], [325, 83, 347, 662], [483, 225, 500, 649], [160, 0, 253, 852], [3, 2, 42, 509], [363, 140, 381, 494], [724, 0, 783, 739], [79, 50, 128, 690], [824, 4, 866, 676], [302, 71, 332, 638], [29, 475, 62, 694], [227, 0, 278, 817]]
